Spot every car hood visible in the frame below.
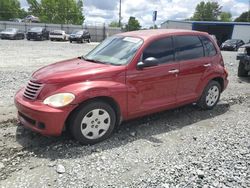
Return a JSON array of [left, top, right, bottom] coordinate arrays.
[[31, 58, 125, 84], [1, 31, 15, 35]]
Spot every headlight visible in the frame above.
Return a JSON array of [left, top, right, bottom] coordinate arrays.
[[43, 93, 75, 108], [238, 47, 246, 54]]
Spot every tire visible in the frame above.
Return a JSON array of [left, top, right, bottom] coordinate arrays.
[[70, 40, 72, 43], [50, 38, 53, 41], [197, 80, 221, 110], [27, 38, 30, 41], [87, 38, 91, 43], [81, 38, 84, 43], [69, 101, 116, 145], [238, 60, 248, 77]]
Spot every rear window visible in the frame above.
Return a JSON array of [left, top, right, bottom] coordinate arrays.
[[174, 35, 204, 61], [200, 36, 217, 57]]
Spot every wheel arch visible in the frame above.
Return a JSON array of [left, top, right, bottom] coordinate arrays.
[[65, 96, 122, 132]]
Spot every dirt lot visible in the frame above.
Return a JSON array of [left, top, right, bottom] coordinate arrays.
[[0, 40, 249, 188]]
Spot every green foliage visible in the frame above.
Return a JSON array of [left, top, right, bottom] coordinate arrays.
[[219, 12, 232, 22], [27, 0, 41, 16], [27, 0, 84, 24], [234, 11, 250, 22], [0, 0, 27, 20], [125, 17, 141, 31], [109, 21, 120, 27], [191, 1, 222, 21]]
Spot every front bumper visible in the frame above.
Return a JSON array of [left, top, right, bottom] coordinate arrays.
[[50, 35, 64, 40], [14, 88, 76, 136], [1, 35, 15, 39], [69, 37, 81, 41]]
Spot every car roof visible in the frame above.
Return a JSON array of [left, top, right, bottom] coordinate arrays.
[[118, 29, 207, 41]]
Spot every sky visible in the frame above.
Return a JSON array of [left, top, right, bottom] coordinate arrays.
[[20, 0, 249, 27]]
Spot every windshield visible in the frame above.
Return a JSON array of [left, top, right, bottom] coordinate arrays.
[[30, 27, 42, 32], [72, 30, 83, 35], [4, 28, 17, 32], [84, 36, 143, 65]]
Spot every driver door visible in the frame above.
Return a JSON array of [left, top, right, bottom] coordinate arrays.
[[126, 37, 179, 118]]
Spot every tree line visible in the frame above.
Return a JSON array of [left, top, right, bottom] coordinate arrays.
[[0, 0, 84, 24]]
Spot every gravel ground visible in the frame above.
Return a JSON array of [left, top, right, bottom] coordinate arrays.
[[0, 40, 250, 188]]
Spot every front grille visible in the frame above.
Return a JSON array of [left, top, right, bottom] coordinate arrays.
[[23, 81, 43, 100]]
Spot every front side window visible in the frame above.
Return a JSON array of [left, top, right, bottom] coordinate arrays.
[[142, 37, 174, 64], [200, 36, 217, 57], [84, 36, 143, 65], [175, 35, 204, 61]]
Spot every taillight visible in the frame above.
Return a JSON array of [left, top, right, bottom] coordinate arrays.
[[220, 60, 225, 67], [224, 67, 229, 78]]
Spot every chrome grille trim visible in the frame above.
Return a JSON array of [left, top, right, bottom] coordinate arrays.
[[23, 81, 43, 100]]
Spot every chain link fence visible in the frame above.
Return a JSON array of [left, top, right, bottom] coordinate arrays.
[[0, 21, 121, 42]]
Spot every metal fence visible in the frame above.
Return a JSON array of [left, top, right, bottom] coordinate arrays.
[[0, 21, 121, 42]]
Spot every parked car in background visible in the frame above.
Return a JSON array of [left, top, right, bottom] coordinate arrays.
[[9, 18, 22, 22], [237, 43, 250, 77], [49, 30, 68, 41], [14, 29, 228, 144], [22, 15, 40, 23], [69, 30, 91, 43], [26, 27, 49, 41], [0, 28, 25, 40], [220, 39, 244, 51]]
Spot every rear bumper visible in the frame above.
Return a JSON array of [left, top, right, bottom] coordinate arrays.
[[50, 35, 65, 40], [14, 88, 76, 136]]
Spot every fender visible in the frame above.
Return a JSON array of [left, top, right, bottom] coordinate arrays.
[[51, 81, 128, 119], [196, 66, 227, 98]]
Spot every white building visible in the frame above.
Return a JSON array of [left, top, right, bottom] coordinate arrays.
[[161, 20, 250, 45]]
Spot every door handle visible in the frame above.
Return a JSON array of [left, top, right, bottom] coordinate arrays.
[[168, 69, 179, 74], [203, 63, 211, 67]]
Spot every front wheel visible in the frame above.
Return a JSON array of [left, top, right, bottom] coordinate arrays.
[[197, 81, 221, 110], [69, 101, 116, 145]]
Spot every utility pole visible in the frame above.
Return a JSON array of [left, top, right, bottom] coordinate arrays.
[[248, 0, 250, 22], [119, 0, 121, 27]]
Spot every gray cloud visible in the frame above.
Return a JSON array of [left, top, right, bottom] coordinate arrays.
[[84, 0, 118, 10]]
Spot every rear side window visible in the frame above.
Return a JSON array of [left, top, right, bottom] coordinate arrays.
[[200, 36, 217, 57], [174, 35, 204, 61], [143, 37, 174, 64]]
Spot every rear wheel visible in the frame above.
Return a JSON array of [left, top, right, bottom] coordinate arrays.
[[197, 81, 221, 110], [87, 38, 91, 43], [69, 101, 116, 145], [238, 60, 248, 77]]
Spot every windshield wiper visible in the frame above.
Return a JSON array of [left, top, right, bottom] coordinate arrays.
[[81, 56, 110, 65]]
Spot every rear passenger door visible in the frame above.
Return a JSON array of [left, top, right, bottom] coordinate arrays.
[[174, 35, 211, 103]]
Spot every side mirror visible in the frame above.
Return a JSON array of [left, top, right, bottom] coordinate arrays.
[[137, 57, 159, 69]]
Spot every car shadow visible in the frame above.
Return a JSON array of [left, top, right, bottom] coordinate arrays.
[[15, 102, 230, 160]]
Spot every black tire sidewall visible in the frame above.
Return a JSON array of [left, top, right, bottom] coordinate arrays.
[[70, 101, 116, 145], [198, 81, 221, 110]]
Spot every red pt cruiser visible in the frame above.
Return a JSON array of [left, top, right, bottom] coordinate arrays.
[[15, 29, 228, 144]]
